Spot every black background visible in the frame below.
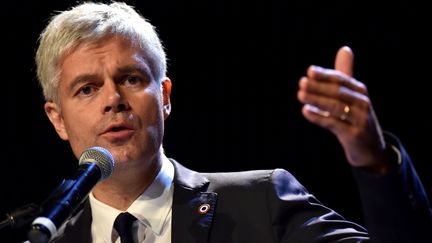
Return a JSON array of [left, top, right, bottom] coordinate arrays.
[[1, 0, 431, 242]]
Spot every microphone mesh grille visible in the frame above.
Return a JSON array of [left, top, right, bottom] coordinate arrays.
[[78, 147, 115, 180]]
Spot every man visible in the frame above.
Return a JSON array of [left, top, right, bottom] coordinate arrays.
[[33, 1, 431, 243]]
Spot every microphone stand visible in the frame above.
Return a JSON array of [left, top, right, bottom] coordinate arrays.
[[0, 180, 73, 240], [0, 203, 41, 233]]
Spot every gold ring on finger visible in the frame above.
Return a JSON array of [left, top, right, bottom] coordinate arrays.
[[339, 105, 351, 122]]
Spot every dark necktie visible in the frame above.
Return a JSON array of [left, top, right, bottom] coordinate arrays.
[[114, 212, 138, 243]]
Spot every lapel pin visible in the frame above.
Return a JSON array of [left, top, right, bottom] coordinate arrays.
[[198, 203, 211, 215]]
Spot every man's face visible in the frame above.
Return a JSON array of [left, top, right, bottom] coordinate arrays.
[[44, 36, 171, 170]]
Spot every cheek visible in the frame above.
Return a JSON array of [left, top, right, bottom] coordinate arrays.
[[136, 91, 165, 141], [140, 99, 163, 128], [139, 88, 164, 123], [62, 109, 97, 145]]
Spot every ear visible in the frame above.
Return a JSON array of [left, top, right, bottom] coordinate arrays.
[[44, 101, 69, 140], [161, 78, 172, 119]]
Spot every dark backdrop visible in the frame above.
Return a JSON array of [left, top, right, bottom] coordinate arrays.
[[1, 0, 430, 242]]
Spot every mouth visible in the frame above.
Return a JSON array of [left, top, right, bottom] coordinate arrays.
[[102, 122, 134, 133], [101, 123, 135, 141], [109, 126, 130, 132]]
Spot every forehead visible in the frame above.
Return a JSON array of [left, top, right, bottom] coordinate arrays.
[[58, 36, 154, 86], [59, 36, 152, 77]]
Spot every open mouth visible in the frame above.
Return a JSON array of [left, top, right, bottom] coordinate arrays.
[[102, 125, 134, 141], [110, 126, 128, 132]]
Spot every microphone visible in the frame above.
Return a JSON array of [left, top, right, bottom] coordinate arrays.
[[27, 146, 115, 243]]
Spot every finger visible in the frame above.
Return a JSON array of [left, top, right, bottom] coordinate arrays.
[[299, 76, 369, 104], [306, 66, 367, 95], [303, 104, 330, 118], [298, 90, 371, 125], [302, 104, 351, 133], [335, 46, 354, 77], [298, 91, 352, 119]]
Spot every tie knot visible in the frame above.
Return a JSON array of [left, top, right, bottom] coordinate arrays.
[[114, 212, 137, 243]]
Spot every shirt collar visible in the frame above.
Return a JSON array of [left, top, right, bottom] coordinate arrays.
[[128, 156, 174, 235], [89, 155, 174, 241]]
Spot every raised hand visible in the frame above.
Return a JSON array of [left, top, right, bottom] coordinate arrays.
[[297, 46, 393, 172]]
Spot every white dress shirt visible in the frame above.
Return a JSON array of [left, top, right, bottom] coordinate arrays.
[[89, 156, 174, 243]]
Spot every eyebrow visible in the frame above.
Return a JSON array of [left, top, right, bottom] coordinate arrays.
[[117, 64, 152, 80], [66, 73, 100, 95]]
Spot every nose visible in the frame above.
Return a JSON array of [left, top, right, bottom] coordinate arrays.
[[103, 82, 130, 113]]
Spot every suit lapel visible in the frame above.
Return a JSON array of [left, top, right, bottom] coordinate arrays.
[[53, 200, 92, 243], [171, 160, 218, 243]]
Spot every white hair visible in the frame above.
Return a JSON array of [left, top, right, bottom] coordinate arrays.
[[36, 1, 167, 102]]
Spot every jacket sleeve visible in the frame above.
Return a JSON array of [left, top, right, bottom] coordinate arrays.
[[267, 168, 369, 243], [352, 132, 432, 243]]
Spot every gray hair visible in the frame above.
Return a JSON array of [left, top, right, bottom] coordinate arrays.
[[36, 1, 167, 102]]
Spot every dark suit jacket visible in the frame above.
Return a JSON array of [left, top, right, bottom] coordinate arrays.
[[54, 137, 432, 243], [351, 134, 432, 243], [54, 161, 369, 243]]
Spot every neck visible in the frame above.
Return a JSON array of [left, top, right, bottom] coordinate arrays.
[[91, 153, 164, 211]]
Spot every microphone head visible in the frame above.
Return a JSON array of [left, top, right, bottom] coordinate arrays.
[[78, 146, 115, 180]]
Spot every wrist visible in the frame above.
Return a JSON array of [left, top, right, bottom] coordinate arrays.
[[357, 144, 400, 174]]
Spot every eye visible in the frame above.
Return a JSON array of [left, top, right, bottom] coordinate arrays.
[[77, 85, 97, 96], [125, 76, 141, 86]]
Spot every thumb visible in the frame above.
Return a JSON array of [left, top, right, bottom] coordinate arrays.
[[334, 46, 354, 77]]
